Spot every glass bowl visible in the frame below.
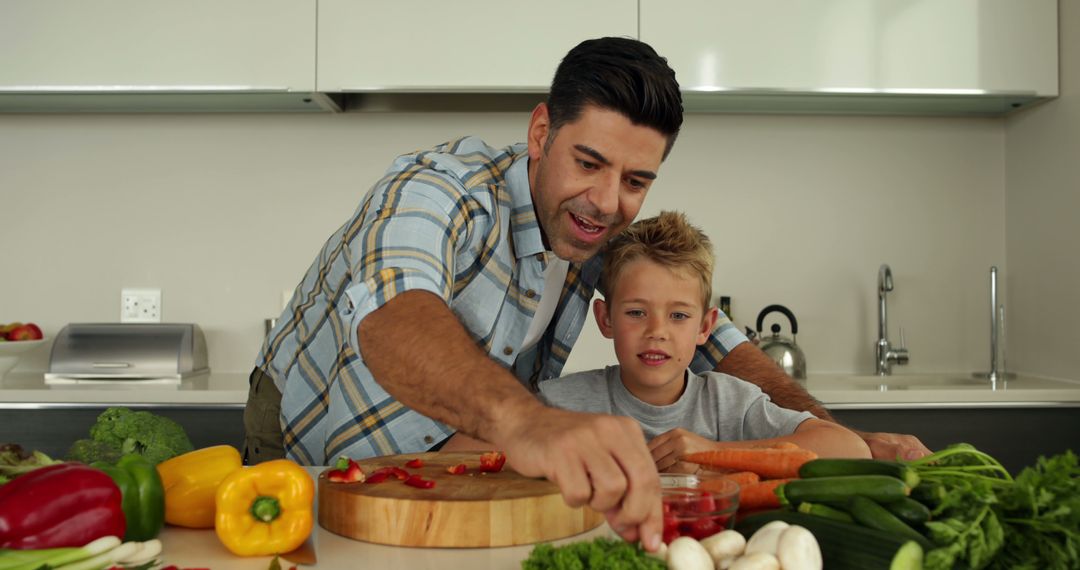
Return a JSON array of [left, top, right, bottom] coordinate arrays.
[[660, 476, 739, 543]]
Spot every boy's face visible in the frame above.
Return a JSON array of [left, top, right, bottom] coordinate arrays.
[[593, 258, 718, 405], [526, 103, 666, 263]]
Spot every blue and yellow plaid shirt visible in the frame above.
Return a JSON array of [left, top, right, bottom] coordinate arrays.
[[256, 137, 748, 465]]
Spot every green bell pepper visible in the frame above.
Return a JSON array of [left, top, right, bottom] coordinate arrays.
[[91, 454, 165, 541]]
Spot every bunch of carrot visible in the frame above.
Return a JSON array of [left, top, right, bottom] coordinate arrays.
[[685, 442, 817, 512]]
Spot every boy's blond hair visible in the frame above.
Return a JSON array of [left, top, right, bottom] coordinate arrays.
[[599, 211, 714, 309]]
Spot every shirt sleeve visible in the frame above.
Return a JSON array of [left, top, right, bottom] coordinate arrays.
[[739, 388, 817, 440], [690, 309, 749, 373], [340, 169, 480, 358]]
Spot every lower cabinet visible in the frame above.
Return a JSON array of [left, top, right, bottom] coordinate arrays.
[[832, 406, 1080, 474], [7, 406, 245, 461]]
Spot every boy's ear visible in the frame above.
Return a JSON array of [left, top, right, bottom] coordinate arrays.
[[593, 298, 615, 339], [697, 307, 719, 345], [526, 103, 551, 161]]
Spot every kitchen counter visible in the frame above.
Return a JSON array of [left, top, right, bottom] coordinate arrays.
[[0, 372, 250, 407], [157, 468, 611, 570], [3, 371, 1080, 408], [805, 373, 1080, 408]]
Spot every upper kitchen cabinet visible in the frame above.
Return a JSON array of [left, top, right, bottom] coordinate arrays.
[[317, 0, 637, 93], [641, 0, 1059, 116], [0, 0, 336, 112]]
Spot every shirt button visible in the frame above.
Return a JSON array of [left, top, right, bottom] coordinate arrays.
[[503, 346, 514, 356], [535, 253, 545, 262], [525, 289, 536, 299], [423, 435, 434, 444]]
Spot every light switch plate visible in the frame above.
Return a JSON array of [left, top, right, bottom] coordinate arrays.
[[121, 288, 162, 323]]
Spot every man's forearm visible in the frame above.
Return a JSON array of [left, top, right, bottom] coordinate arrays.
[[715, 342, 837, 422], [358, 290, 541, 444]]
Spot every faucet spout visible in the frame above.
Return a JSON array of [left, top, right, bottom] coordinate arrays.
[[875, 264, 909, 375]]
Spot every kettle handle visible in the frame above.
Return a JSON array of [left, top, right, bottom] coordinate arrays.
[[755, 304, 799, 335]]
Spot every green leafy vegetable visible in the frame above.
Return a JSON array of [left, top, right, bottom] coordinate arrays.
[[66, 407, 193, 465], [0, 443, 62, 484], [906, 443, 1079, 570], [989, 450, 1080, 570], [521, 537, 666, 570]]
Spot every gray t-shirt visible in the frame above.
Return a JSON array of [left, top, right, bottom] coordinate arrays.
[[538, 365, 815, 441]]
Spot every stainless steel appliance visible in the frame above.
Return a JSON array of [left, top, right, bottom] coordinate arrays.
[[44, 323, 209, 385]]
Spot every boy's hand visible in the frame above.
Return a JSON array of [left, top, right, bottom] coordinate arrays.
[[648, 428, 718, 473]]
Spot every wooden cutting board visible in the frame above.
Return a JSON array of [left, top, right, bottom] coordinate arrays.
[[317, 452, 605, 548]]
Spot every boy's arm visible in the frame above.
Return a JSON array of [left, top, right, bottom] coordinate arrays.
[[649, 420, 869, 472]]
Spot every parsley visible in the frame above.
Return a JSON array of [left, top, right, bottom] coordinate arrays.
[[907, 444, 1080, 570], [522, 537, 666, 570]]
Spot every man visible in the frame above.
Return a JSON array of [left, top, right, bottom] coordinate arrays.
[[244, 37, 928, 550]]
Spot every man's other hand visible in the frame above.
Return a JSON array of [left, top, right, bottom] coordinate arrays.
[[859, 431, 932, 460]]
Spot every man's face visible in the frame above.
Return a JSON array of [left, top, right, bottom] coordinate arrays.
[[527, 104, 668, 263]]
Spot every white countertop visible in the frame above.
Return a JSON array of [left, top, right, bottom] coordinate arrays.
[[2, 371, 1080, 408], [157, 467, 611, 570]]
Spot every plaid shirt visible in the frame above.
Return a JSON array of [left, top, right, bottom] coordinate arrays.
[[256, 137, 747, 465]]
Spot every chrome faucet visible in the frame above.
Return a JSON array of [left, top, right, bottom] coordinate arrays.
[[876, 264, 909, 375]]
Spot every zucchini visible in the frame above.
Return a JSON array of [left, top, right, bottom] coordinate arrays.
[[884, 497, 931, 527], [778, 475, 910, 506], [799, 458, 921, 488], [848, 496, 934, 551], [797, 501, 854, 523], [737, 510, 924, 570]]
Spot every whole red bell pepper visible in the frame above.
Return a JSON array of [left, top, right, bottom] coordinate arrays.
[[0, 462, 125, 549]]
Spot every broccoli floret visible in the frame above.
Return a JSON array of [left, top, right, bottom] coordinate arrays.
[[67, 407, 194, 465], [67, 438, 123, 464]]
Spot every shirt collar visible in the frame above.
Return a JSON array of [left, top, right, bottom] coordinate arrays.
[[504, 147, 546, 260]]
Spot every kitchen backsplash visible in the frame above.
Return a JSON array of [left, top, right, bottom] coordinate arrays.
[[0, 110, 1020, 376]]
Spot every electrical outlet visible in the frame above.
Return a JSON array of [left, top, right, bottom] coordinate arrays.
[[121, 288, 162, 323]]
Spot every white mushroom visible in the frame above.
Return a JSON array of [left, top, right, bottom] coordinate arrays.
[[776, 525, 822, 570], [743, 520, 790, 556], [667, 536, 715, 570], [699, 529, 747, 564], [728, 552, 780, 570]]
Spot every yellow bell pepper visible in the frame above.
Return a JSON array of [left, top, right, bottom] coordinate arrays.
[[214, 459, 314, 556], [156, 445, 243, 528]]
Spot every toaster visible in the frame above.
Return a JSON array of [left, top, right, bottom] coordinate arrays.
[[45, 323, 209, 384]]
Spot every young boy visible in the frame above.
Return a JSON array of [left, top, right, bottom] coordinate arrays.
[[537, 211, 870, 471]]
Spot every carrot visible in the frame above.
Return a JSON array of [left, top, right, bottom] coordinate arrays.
[[738, 478, 792, 511], [701, 471, 760, 490], [770, 442, 800, 450], [682, 447, 818, 479]]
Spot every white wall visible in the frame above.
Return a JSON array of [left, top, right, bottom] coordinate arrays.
[[1, 110, 1009, 377], [1004, 2, 1080, 381]]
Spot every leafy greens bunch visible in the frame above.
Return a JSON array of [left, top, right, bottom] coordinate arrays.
[[907, 443, 1079, 570], [522, 537, 666, 570]]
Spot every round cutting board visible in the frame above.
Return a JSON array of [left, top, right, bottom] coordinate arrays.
[[318, 452, 605, 547]]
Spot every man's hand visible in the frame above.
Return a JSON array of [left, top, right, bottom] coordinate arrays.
[[497, 406, 663, 552], [858, 431, 932, 460], [647, 428, 717, 473]]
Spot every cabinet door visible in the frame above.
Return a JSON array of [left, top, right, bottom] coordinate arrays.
[[641, 0, 1057, 96], [318, 0, 637, 91], [0, 0, 316, 91]]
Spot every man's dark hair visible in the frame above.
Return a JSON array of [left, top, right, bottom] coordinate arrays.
[[547, 37, 683, 159]]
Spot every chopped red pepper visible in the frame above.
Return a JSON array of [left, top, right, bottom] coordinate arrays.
[[446, 463, 467, 475], [405, 458, 424, 469], [365, 471, 390, 484], [479, 451, 506, 473], [327, 456, 366, 483], [404, 474, 435, 489], [369, 466, 410, 481]]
